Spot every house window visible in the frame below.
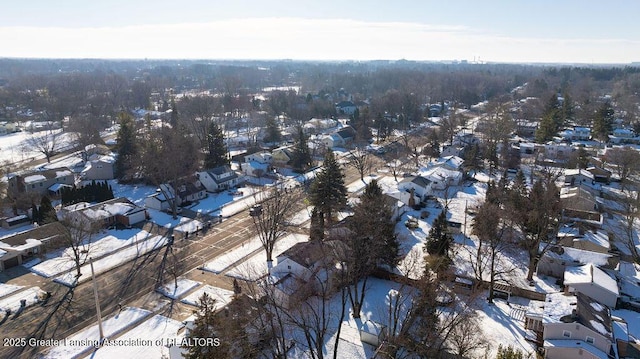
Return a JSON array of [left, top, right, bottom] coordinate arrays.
[[32, 184, 35, 189], [585, 336, 595, 344], [287, 265, 291, 270], [40, 182, 43, 187], [562, 330, 571, 338]]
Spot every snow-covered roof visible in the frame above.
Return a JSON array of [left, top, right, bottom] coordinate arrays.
[[527, 292, 577, 323], [575, 231, 610, 250], [564, 168, 594, 180], [0, 238, 42, 252], [433, 155, 464, 170], [421, 166, 462, 182], [544, 246, 612, 267], [23, 174, 46, 184], [56, 170, 72, 177], [543, 340, 608, 359], [564, 264, 619, 296]]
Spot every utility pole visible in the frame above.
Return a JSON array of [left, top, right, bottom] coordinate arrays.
[[90, 257, 105, 344]]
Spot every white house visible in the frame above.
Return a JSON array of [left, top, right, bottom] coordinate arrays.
[[144, 192, 172, 212], [335, 101, 357, 115], [432, 155, 464, 171], [81, 154, 116, 180], [563, 263, 619, 308], [60, 198, 148, 230], [560, 126, 591, 141], [564, 169, 595, 186], [197, 165, 243, 192], [421, 167, 463, 190], [397, 176, 432, 202]]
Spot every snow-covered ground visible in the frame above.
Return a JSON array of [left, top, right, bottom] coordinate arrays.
[[31, 229, 152, 278], [54, 235, 167, 287], [43, 307, 152, 359], [0, 286, 44, 313], [0, 129, 75, 166], [89, 314, 183, 359], [181, 285, 234, 309], [156, 278, 200, 300], [226, 233, 308, 281], [0, 283, 23, 298], [203, 235, 264, 274]]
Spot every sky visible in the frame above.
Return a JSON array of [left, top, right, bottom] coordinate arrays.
[[1, 0, 639, 64]]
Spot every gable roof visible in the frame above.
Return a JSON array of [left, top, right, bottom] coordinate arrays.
[[399, 175, 432, 188], [208, 165, 233, 175], [278, 240, 348, 269], [564, 263, 619, 296], [433, 156, 464, 170], [576, 292, 612, 340]]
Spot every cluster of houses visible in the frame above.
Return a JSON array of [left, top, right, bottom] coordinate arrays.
[[517, 165, 640, 358]]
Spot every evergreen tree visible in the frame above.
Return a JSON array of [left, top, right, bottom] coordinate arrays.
[[170, 98, 179, 128], [425, 210, 452, 258], [204, 122, 229, 169], [349, 180, 400, 267], [535, 113, 556, 143], [31, 203, 40, 224], [263, 116, 281, 144], [39, 196, 57, 224], [495, 344, 524, 359], [183, 293, 230, 359], [561, 91, 575, 124], [114, 112, 138, 181], [309, 149, 347, 224], [309, 206, 325, 241], [593, 101, 614, 142], [290, 126, 312, 173]]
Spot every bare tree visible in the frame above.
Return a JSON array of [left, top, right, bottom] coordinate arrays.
[[603, 146, 640, 191], [346, 148, 373, 181], [251, 186, 302, 266], [24, 125, 62, 163]]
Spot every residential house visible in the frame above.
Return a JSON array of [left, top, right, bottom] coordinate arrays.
[[398, 176, 432, 202], [144, 192, 172, 212], [382, 194, 408, 221], [322, 126, 356, 149], [60, 197, 148, 231], [432, 155, 464, 172], [544, 143, 575, 160], [608, 128, 637, 144], [81, 154, 116, 181], [586, 166, 611, 184], [241, 151, 273, 178], [270, 240, 348, 308], [422, 166, 463, 191], [1, 215, 31, 230], [564, 263, 619, 308], [0, 222, 68, 271], [560, 126, 591, 141], [7, 167, 75, 199], [564, 169, 596, 187], [537, 245, 614, 280], [360, 320, 388, 347], [440, 145, 465, 158], [197, 165, 243, 192], [159, 178, 207, 206], [335, 100, 357, 115], [271, 146, 294, 168], [542, 293, 614, 359], [519, 142, 536, 155]]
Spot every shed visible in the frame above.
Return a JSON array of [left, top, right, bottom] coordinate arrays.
[[360, 320, 388, 347]]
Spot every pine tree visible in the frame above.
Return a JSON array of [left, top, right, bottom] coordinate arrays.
[[309, 149, 347, 224], [183, 293, 229, 359], [39, 196, 57, 224], [535, 113, 556, 143], [349, 180, 400, 267], [170, 98, 179, 128], [114, 112, 138, 181], [309, 206, 325, 241], [495, 344, 524, 359], [204, 122, 229, 169], [425, 210, 452, 258], [290, 126, 311, 173], [593, 101, 614, 142], [263, 116, 281, 144]]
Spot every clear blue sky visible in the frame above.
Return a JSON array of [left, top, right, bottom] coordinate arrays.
[[2, 0, 639, 63]]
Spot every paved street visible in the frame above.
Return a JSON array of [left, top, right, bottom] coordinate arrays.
[[0, 155, 374, 359]]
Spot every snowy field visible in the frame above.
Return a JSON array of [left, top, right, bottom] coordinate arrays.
[[31, 229, 152, 278], [181, 285, 234, 309], [43, 307, 152, 359], [0, 129, 75, 166], [0, 286, 44, 313], [203, 235, 264, 274], [226, 233, 308, 281], [89, 314, 183, 359], [54, 235, 167, 287], [156, 278, 200, 300]]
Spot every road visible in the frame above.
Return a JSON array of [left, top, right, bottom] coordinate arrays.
[[0, 154, 371, 359]]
